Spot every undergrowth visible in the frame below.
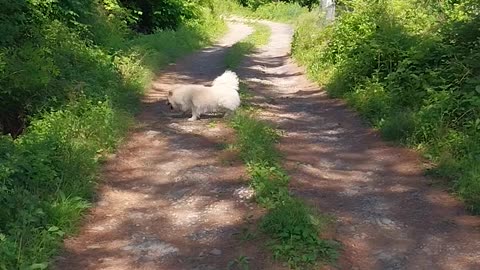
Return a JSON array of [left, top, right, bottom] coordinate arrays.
[[0, 2, 225, 268], [292, 0, 480, 213], [253, 2, 308, 22], [226, 23, 338, 269], [214, 0, 308, 23]]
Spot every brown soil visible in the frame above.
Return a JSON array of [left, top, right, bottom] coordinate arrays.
[[55, 19, 480, 270]]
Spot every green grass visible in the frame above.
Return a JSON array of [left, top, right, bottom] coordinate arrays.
[[228, 255, 251, 270], [225, 24, 338, 268], [0, 8, 226, 270], [252, 2, 309, 22], [230, 109, 338, 269], [225, 23, 271, 69]]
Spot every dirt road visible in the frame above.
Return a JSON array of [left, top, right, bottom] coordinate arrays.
[[56, 20, 480, 270]]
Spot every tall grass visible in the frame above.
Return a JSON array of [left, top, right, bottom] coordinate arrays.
[[253, 2, 308, 22], [292, 0, 480, 212]]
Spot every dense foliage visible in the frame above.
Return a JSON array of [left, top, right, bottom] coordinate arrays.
[[217, 0, 308, 22], [236, 0, 317, 10], [119, 0, 208, 32], [293, 0, 480, 211], [0, 0, 224, 268]]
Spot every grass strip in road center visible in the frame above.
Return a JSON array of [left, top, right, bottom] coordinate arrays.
[[225, 21, 339, 269]]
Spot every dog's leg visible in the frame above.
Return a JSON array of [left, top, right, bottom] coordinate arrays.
[[223, 110, 234, 118], [188, 108, 199, 121]]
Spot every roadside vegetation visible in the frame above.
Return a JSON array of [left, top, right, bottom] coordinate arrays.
[[292, 0, 480, 213], [0, 0, 224, 268], [215, 0, 308, 22], [226, 22, 338, 269]]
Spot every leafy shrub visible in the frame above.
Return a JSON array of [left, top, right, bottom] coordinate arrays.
[[292, 0, 480, 212], [261, 198, 338, 269], [0, 98, 121, 269], [118, 0, 206, 33]]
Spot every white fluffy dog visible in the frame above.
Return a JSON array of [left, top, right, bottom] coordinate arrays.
[[166, 70, 240, 121]]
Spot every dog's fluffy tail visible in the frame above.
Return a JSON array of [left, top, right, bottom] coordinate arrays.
[[212, 70, 239, 92]]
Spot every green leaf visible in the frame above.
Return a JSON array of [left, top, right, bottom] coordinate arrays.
[[48, 226, 59, 232]]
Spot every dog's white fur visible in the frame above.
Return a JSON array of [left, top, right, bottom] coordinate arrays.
[[167, 70, 240, 121]]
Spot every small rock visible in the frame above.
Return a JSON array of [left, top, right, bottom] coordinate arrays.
[[209, 248, 222, 256], [91, 225, 105, 231], [97, 200, 109, 207]]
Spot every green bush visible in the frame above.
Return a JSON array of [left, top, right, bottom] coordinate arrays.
[[261, 198, 338, 268], [292, 0, 480, 212], [0, 99, 121, 269], [118, 0, 207, 33]]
